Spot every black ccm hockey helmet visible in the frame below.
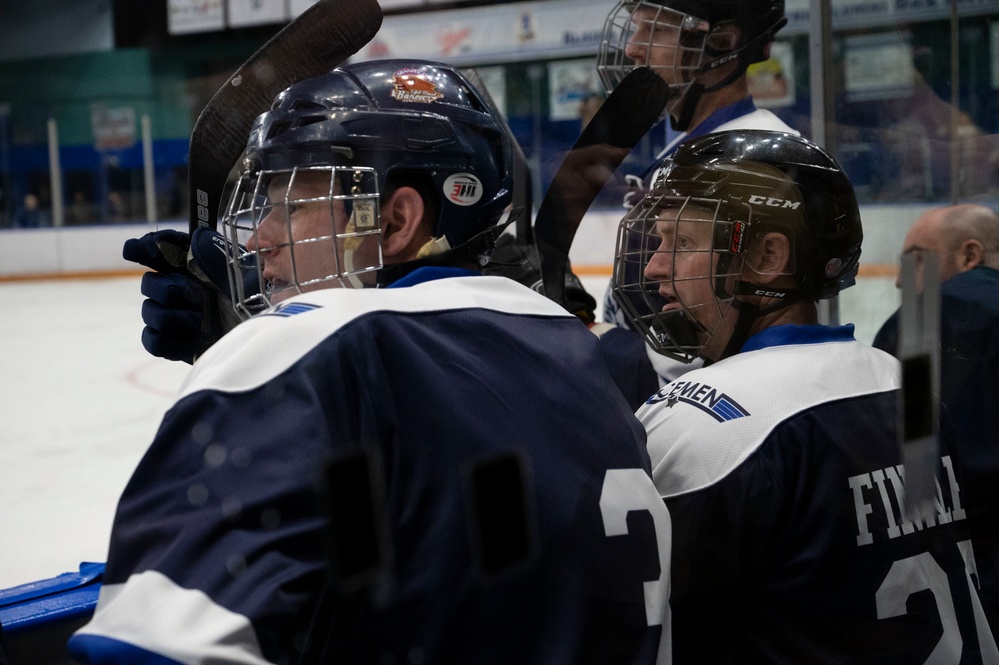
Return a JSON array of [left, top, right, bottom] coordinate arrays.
[[598, 0, 786, 129], [222, 60, 517, 314], [612, 130, 863, 362]]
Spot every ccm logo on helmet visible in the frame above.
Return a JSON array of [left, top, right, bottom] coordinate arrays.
[[748, 195, 800, 209]]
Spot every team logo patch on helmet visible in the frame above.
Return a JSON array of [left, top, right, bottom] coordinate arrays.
[[390, 69, 444, 103], [444, 173, 483, 206], [824, 257, 843, 278]]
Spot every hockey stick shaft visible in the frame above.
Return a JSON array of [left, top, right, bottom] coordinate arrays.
[[187, 0, 383, 356], [189, 0, 383, 235], [534, 67, 668, 306]]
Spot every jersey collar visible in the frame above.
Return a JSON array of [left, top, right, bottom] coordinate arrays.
[[741, 323, 856, 353], [657, 96, 759, 162], [387, 265, 479, 289]]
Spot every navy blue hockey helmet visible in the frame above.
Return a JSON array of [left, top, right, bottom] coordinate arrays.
[[221, 60, 518, 315], [612, 130, 863, 362], [243, 59, 515, 250]]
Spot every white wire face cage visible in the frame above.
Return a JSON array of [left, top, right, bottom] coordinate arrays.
[[222, 164, 383, 319], [598, 1, 710, 104], [612, 195, 749, 363]]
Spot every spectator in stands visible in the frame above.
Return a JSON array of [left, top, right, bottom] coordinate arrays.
[[12, 194, 46, 228], [67, 190, 97, 225]]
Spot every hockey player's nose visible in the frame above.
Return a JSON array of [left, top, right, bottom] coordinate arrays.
[[625, 39, 648, 65], [644, 248, 672, 281], [248, 210, 282, 252]]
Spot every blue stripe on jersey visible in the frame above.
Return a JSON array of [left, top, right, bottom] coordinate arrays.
[[741, 323, 856, 353], [387, 265, 479, 288], [68, 635, 184, 665]]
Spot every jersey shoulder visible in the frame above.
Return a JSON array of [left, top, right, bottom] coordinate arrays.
[[716, 108, 798, 135], [639, 338, 898, 497], [181, 276, 571, 400]]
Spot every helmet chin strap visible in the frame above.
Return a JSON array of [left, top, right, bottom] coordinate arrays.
[[671, 28, 780, 132], [669, 82, 704, 132], [341, 200, 378, 289], [714, 282, 817, 361]]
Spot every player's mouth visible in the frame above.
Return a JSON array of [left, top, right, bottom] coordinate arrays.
[[259, 264, 291, 293], [659, 292, 680, 312], [265, 276, 291, 293]]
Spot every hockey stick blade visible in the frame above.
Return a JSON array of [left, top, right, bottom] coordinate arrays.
[[189, 0, 383, 235], [187, 0, 382, 358], [534, 67, 668, 307]]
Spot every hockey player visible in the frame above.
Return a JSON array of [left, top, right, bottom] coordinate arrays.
[[126, 1, 795, 402], [612, 129, 999, 663], [873, 203, 999, 635], [598, 0, 794, 171], [594, 0, 799, 405], [68, 60, 671, 665]]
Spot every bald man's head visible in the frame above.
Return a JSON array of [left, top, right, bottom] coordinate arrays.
[[897, 204, 999, 291]]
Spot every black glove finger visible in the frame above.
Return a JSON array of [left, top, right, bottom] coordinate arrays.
[[140, 271, 204, 309], [140, 325, 198, 365], [140, 298, 202, 364], [140, 298, 203, 336], [123, 230, 191, 272]]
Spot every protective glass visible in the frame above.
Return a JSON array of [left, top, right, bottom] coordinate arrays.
[[222, 164, 382, 318]]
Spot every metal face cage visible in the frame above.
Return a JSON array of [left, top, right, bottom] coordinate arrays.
[[612, 194, 749, 362], [598, 0, 710, 104], [222, 164, 382, 318]]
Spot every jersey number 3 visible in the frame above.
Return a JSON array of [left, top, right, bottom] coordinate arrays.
[[600, 469, 673, 665]]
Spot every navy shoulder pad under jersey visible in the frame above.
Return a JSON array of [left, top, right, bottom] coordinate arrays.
[[640, 324, 998, 665], [70, 274, 672, 665]]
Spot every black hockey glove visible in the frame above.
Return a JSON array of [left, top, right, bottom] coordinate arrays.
[[122, 227, 256, 363], [484, 234, 597, 324]]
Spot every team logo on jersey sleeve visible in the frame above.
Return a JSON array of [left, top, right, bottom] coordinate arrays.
[[262, 302, 321, 317], [648, 380, 750, 422]]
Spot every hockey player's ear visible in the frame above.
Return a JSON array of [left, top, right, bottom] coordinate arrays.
[[706, 24, 741, 53], [746, 231, 792, 281], [381, 186, 430, 261], [957, 238, 984, 272]]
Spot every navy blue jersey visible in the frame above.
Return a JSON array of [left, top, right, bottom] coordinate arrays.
[[69, 271, 671, 665], [874, 265, 999, 634], [639, 324, 998, 664]]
